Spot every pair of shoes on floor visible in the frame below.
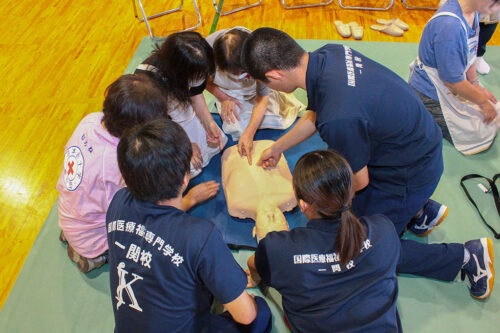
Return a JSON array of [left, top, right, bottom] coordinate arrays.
[[476, 57, 491, 75], [334, 21, 363, 40], [462, 238, 495, 299], [408, 199, 449, 236], [67, 244, 108, 273], [370, 18, 409, 37]]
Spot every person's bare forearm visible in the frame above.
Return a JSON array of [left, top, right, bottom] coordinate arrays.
[[181, 195, 194, 211], [444, 79, 489, 106], [273, 110, 317, 153], [223, 291, 257, 325], [245, 95, 269, 137], [206, 81, 232, 102], [465, 63, 479, 83], [247, 255, 262, 285], [353, 166, 369, 192], [191, 94, 214, 126]]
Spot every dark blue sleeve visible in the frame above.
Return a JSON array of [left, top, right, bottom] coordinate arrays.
[[319, 118, 371, 173], [254, 238, 272, 286], [197, 227, 247, 304]]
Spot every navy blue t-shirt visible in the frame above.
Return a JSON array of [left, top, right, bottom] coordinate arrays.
[[255, 215, 401, 333], [306, 45, 443, 196], [106, 188, 247, 333]]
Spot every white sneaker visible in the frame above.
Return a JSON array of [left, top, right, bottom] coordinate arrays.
[[476, 57, 491, 75]]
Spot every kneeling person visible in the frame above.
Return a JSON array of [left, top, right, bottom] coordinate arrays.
[[206, 27, 304, 164], [57, 74, 218, 274], [107, 119, 272, 333]]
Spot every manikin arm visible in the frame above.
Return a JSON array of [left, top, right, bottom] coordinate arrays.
[[257, 110, 317, 168]]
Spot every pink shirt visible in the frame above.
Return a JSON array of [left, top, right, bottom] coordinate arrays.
[[57, 112, 122, 258]]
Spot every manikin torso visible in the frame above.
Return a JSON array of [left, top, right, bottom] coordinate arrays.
[[221, 140, 297, 241]]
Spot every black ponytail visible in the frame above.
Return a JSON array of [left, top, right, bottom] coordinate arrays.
[[293, 150, 366, 266]]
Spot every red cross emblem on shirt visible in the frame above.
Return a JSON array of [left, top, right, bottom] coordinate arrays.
[[67, 161, 74, 175]]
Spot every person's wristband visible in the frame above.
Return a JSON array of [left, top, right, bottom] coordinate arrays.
[[471, 79, 480, 86]]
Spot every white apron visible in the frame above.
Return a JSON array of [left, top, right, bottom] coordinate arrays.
[[213, 70, 304, 140], [410, 12, 499, 155], [169, 103, 227, 177], [136, 63, 227, 177]]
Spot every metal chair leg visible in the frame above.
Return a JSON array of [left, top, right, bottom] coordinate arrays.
[[338, 0, 394, 11], [280, 0, 333, 10], [134, 0, 201, 38], [212, 0, 263, 15], [401, 0, 437, 10]]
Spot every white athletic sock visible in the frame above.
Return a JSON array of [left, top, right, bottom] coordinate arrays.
[[462, 248, 471, 267]]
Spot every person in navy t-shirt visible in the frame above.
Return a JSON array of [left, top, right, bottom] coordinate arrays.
[[241, 28, 495, 300], [106, 119, 272, 332], [248, 150, 402, 332]]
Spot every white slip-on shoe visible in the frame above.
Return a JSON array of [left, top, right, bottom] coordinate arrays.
[[334, 20, 351, 38], [376, 18, 409, 31], [370, 23, 404, 37]]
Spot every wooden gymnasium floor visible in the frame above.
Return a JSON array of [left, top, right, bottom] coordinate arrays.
[[0, 0, 499, 310]]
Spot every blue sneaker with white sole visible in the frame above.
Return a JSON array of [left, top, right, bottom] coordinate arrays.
[[462, 238, 495, 299], [408, 199, 449, 236]]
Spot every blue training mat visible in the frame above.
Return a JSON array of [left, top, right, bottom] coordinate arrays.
[[187, 114, 327, 250]]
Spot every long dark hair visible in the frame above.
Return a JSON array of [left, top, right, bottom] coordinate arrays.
[[152, 31, 215, 106], [293, 150, 366, 266]]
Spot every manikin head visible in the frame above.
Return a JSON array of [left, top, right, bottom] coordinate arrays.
[[117, 119, 192, 203], [241, 27, 307, 93], [254, 201, 289, 242]]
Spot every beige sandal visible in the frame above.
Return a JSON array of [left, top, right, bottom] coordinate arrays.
[[334, 20, 351, 38], [370, 23, 404, 37], [376, 18, 409, 31], [347, 22, 364, 40]]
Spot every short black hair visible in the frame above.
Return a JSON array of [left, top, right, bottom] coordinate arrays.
[[213, 29, 250, 74], [241, 27, 306, 82], [153, 31, 215, 105], [117, 119, 192, 203], [102, 74, 168, 138]]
